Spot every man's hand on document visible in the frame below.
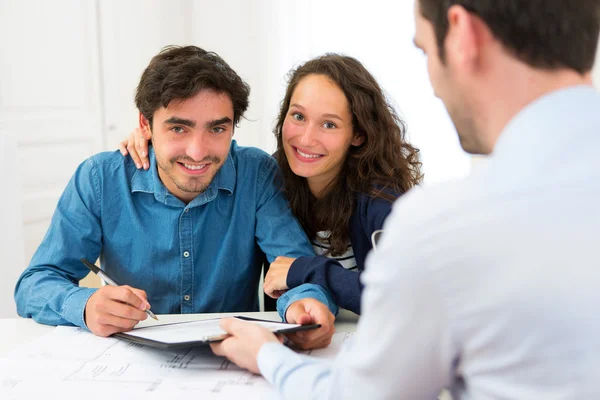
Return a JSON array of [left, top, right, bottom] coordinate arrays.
[[85, 285, 151, 337], [211, 299, 335, 374], [210, 318, 283, 374]]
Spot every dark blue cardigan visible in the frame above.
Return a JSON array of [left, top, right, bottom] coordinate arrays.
[[286, 193, 396, 314]]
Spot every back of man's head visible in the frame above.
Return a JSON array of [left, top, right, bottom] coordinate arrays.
[[419, 0, 600, 74], [135, 45, 250, 129]]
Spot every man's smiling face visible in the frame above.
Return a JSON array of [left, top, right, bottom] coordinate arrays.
[[144, 89, 235, 203]]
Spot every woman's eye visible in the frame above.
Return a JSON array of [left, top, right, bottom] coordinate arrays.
[[323, 121, 337, 129], [292, 113, 304, 121]]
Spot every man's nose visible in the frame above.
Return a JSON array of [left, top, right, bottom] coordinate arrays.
[[185, 133, 208, 161]]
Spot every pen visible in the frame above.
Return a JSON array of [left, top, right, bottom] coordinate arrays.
[[80, 258, 158, 321]]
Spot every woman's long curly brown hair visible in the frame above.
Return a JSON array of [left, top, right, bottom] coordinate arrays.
[[274, 54, 423, 255]]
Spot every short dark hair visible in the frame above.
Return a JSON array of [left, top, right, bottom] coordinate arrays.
[[135, 45, 250, 127], [419, 0, 600, 74]]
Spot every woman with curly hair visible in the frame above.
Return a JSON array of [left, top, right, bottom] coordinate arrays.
[[262, 54, 422, 314]]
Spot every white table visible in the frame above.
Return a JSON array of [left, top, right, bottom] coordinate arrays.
[[0, 309, 359, 357], [0, 311, 453, 400]]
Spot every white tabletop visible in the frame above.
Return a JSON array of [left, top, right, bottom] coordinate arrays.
[[0, 309, 359, 357], [0, 311, 453, 399]]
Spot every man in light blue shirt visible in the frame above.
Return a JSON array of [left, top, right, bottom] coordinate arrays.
[[211, 1, 600, 398], [14, 46, 336, 347]]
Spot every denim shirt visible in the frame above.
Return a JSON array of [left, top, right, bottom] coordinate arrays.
[[14, 141, 337, 328]]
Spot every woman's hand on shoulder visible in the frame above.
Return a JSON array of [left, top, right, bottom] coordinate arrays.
[[118, 127, 152, 170]]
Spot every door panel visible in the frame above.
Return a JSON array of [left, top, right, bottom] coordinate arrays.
[[0, 0, 104, 266]]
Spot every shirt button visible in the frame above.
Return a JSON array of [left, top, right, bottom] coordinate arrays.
[[183, 251, 190, 257], [184, 209, 189, 213], [184, 295, 191, 301]]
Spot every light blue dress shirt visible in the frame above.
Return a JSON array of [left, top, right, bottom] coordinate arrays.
[[14, 140, 336, 329], [257, 86, 600, 399]]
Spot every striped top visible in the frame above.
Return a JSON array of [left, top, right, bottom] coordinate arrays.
[[311, 231, 357, 271]]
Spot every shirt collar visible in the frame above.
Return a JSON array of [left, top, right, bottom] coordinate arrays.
[[130, 144, 237, 206], [491, 85, 599, 162], [215, 150, 236, 194]]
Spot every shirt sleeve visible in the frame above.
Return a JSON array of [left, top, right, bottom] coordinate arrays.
[[276, 283, 339, 321], [287, 256, 363, 314], [257, 342, 335, 397], [253, 157, 318, 261], [14, 157, 103, 329], [257, 193, 458, 399], [285, 194, 395, 314]]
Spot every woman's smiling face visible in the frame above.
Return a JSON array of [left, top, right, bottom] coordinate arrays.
[[282, 74, 363, 196]]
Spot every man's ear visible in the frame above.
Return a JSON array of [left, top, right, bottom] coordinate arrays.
[[351, 133, 365, 147], [446, 5, 486, 71], [138, 112, 152, 139]]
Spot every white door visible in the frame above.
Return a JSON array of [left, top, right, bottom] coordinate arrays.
[[0, 0, 105, 267], [0, 133, 25, 317], [0, 0, 193, 281]]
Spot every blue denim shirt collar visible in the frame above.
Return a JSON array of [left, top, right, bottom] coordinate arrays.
[[130, 147, 236, 208]]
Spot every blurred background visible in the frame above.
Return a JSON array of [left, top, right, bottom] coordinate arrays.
[[1, 0, 599, 316]]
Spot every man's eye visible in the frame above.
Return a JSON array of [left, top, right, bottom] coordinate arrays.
[[171, 126, 185, 134], [212, 127, 225, 134]]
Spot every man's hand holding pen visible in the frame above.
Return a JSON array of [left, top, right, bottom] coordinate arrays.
[[84, 285, 151, 337]]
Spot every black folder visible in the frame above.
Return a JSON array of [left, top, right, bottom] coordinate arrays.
[[113, 316, 320, 350]]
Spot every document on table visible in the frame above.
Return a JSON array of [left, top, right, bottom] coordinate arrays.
[[114, 317, 319, 349], [0, 325, 354, 399]]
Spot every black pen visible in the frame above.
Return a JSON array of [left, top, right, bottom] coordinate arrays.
[[80, 258, 158, 321]]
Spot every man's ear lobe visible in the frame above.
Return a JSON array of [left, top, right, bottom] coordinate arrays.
[[142, 126, 152, 140], [139, 112, 151, 132]]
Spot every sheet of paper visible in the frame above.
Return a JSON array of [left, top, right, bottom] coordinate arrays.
[[300, 331, 355, 359], [125, 318, 301, 343], [0, 325, 354, 399]]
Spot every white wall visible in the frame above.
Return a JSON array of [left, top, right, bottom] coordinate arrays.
[[189, 0, 265, 150], [0, 133, 25, 317], [307, 0, 471, 184], [188, 0, 309, 153], [99, 0, 193, 149], [188, 0, 472, 183]]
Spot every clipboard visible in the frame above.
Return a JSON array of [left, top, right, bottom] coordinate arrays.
[[113, 316, 321, 350]]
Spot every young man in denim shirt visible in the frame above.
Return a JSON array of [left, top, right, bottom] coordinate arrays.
[[14, 46, 336, 349]]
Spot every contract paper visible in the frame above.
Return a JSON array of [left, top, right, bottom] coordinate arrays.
[[0, 325, 354, 399]]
